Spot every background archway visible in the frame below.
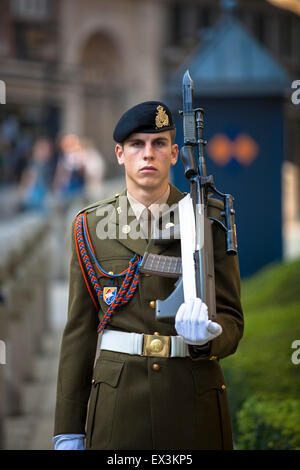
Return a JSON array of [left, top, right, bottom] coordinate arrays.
[[79, 31, 124, 175]]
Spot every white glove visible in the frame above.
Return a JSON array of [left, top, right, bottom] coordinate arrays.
[[53, 434, 86, 450], [175, 298, 222, 346]]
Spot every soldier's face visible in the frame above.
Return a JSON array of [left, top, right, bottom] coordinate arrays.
[[115, 131, 178, 191]]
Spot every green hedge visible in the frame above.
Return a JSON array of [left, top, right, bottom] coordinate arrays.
[[236, 396, 300, 450], [221, 258, 300, 450]]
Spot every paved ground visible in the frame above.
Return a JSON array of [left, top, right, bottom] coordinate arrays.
[[3, 281, 68, 450]]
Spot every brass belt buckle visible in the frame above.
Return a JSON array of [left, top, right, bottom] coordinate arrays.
[[142, 333, 171, 357]]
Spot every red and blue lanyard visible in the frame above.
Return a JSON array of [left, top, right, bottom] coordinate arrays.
[[74, 212, 142, 333]]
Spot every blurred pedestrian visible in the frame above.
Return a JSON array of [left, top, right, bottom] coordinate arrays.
[[52, 134, 86, 201], [80, 138, 106, 202], [19, 137, 54, 211]]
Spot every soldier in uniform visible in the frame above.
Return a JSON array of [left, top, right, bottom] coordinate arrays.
[[53, 101, 244, 450]]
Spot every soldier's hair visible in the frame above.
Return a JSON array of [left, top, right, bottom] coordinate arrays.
[[170, 128, 176, 145]]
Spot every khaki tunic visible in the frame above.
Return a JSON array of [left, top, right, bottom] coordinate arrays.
[[54, 184, 244, 450]]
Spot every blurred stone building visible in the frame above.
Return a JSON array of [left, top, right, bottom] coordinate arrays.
[[0, 0, 166, 177], [0, 1, 300, 254], [0, 0, 299, 175]]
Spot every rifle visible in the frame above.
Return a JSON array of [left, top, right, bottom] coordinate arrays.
[[140, 70, 237, 321]]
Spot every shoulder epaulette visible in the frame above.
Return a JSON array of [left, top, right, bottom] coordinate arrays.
[[75, 195, 118, 218]]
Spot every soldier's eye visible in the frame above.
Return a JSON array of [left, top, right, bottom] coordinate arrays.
[[155, 140, 167, 147]]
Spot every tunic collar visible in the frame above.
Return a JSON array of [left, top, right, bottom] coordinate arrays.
[[126, 185, 171, 221]]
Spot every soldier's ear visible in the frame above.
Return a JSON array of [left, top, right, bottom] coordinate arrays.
[[171, 143, 178, 166], [115, 144, 125, 166]]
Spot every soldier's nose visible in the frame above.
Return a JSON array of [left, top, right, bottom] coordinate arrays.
[[143, 144, 154, 159]]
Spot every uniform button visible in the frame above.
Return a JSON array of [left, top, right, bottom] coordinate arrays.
[[165, 222, 174, 229], [91, 379, 95, 385], [122, 225, 131, 234], [145, 273, 151, 277], [149, 300, 156, 309], [152, 363, 160, 371], [108, 271, 114, 275], [115, 193, 120, 197], [154, 331, 160, 336], [209, 355, 217, 361], [221, 384, 226, 391]]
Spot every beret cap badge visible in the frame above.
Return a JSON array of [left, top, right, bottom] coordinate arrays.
[[155, 105, 169, 129]]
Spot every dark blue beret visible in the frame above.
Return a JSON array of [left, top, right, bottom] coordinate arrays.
[[113, 101, 176, 143]]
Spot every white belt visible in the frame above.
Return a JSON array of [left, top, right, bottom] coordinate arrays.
[[100, 330, 189, 358]]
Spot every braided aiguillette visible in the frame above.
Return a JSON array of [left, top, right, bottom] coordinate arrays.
[[75, 213, 142, 332]]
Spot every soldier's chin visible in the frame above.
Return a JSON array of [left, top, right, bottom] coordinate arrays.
[[138, 174, 160, 185]]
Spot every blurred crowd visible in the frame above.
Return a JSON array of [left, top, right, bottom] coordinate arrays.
[[0, 115, 106, 215]]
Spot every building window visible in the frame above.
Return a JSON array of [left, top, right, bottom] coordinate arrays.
[[253, 12, 265, 44], [170, 2, 183, 46], [10, 0, 50, 21], [198, 6, 211, 29], [280, 15, 292, 58]]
